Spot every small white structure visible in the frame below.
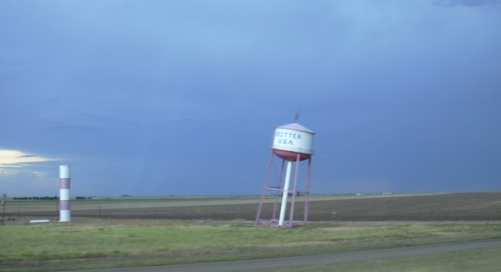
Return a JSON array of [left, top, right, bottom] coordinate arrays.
[[29, 219, 50, 224], [59, 165, 71, 222]]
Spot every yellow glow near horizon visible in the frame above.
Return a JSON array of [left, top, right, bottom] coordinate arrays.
[[0, 149, 53, 168]]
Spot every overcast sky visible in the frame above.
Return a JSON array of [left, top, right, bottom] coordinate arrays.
[[1, 0, 500, 196]]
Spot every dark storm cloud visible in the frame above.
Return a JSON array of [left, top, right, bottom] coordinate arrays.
[[1, 1, 501, 196]]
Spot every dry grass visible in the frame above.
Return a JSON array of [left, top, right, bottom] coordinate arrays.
[[1, 221, 501, 271]]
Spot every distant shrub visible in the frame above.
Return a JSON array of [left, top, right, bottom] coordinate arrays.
[[13, 196, 57, 200]]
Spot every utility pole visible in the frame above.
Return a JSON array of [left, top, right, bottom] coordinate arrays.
[[1, 194, 6, 225]]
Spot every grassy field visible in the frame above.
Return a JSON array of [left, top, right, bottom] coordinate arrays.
[[258, 246, 501, 272], [5, 192, 501, 221], [2, 193, 501, 271], [1, 220, 501, 271]]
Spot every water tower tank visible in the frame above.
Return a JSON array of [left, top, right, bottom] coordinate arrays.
[[272, 122, 314, 161]]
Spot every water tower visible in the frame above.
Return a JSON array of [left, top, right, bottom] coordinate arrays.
[[256, 119, 315, 227]]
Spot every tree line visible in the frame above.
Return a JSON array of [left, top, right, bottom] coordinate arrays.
[[12, 196, 94, 200]]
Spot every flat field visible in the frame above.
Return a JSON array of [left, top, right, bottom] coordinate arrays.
[[258, 245, 501, 272], [5, 192, 501, 221], [1, 220, 501, 271], [2, 192, 501, 271]]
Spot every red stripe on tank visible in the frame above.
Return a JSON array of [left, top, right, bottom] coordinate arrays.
[[60, 178, 71, 189], [59, 200, 71, 210]]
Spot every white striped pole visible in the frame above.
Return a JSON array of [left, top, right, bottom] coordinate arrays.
[[59, 165, 71, 222]]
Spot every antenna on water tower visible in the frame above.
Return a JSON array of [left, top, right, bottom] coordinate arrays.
[[256, 115, 315, 228]]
